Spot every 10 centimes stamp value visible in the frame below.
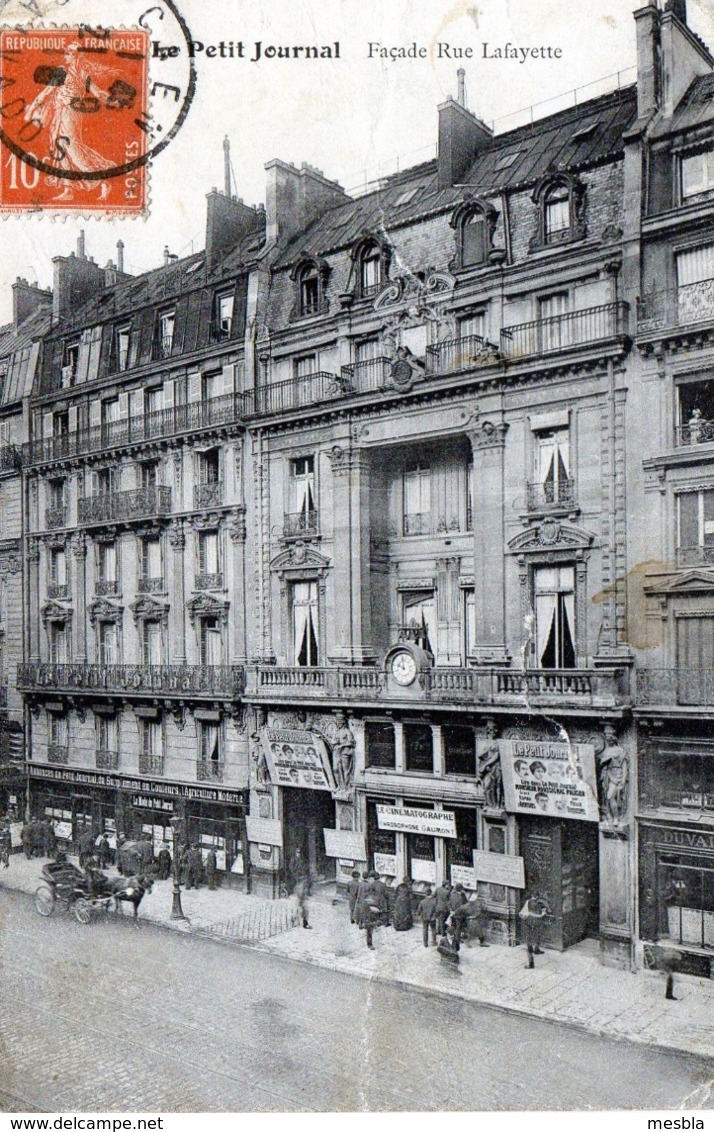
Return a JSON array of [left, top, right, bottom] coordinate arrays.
[[0, 0, 196, 215]]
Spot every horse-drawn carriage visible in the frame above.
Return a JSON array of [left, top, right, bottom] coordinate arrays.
[[33, 860, 152, 923]]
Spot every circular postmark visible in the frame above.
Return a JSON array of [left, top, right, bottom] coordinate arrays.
[[0, 0, 195, 210]]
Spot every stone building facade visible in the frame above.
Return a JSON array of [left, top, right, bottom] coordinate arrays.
[[8, 0, 714, 968]]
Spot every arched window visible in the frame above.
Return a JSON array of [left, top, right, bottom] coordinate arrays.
[[531, 175, 585, 250], [290, 258, 329, 320], [351, 237, 391, 300], [449, 199, 498, 271]]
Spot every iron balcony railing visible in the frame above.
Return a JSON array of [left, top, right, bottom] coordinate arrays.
[[78, 485, 172, 526], [137, 577, 165, 594], [196, 760, 224, 782], [47, 583, 70, 600], [245, 664, 629, 706], [283, 510, 319, 538], [500, 302, 629, 360], [45, 505, 66, 529], [0, 687, 7, 709], [47, 744, 69, 765], [676, 420, 714, 446], [425, 334, 500, 375], [18, 662, 245, 697], [637, 668, 714, 707], [676, 545, 714, 568], [139, 755, 164, 776], [95, 579, 119, 597], [195, 572, 223, 590], [526, 478, 577, 511], [403, 513, 430, 536], [0, 444, 22, 471], [95, 749, 119, 770], [244, 372, 345, 416], [637, 279, 714, 333], [194, 481, 223, 509], [26, 393, 245, 466], [339, 357, 393, 394]]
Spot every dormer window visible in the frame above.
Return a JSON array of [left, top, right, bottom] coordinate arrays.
[[62, 340, 79, 387], [155, 309, 175, 359], [352, 237, 390, 300], [531, 174, 585, 250], [291, 258, 329, 319], [449, 198, 497, 271], [681, 148, 714, 200], [213, 291, 234, 339]]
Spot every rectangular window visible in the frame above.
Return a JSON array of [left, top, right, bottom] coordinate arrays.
[[534, 427, 571, 506], [361, 250, 381, 296], [63, 341, 79, 377], [142, 537, 162, 580], [681, 149, 714, 199], [216, 292, 234, 336], [200, 722, 222, 764], [677, 489, 714, 566], [200, 616, 222, 665], [99, 622, 117, 665], [102, 398, 120, 427], [49, 547, 67, 586], [444, 725, 476, 777], [539, 292, 569, 351], [142, 720, 163, 763], [292, 580, 319, 666], [142, 622, 162, 666], [402, 592, 436, 655], [545, 189, 571, 240], [157, 310, 175, 357], [403, 466, 431, 535], [676, 246, 714, 325], [49, 478, 65, 508], [462, 213, 486, 266], [292, 455, 316, 516], [116, 325, 131, 371], [49, 714, 68, 747], [404, 722, 434, 774], [295, 354, 318, 379], [49, 623, 68, 663], [198, 531, 219, 575], [93, 467, 115, 496], [365, 721, 396, 769], [534, 565, 576, 669], [141, 461, 158, 489], [53, 412, 69, 439], [98, 542, 117, 583], [458, 311, 486, 341], [466, 456, 474, 530], [199, 449, 220, 484], [145, 387, 163, 417], [97, 715, 118, 755]]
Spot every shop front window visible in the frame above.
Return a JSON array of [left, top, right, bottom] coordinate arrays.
[[444, 806, 478, 884], [366, 798, 397, 876], [659, 861, 714, 949], [642, 747, 714, 812]]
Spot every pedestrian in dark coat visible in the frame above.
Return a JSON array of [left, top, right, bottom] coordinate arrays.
[[20, 822, 32, 860], [184, 843, 203, 889], [205, 847, 218, 890], [434, 881, 452, 936], [139, 834, 154, 872], [420, 889, 437, 947], [295, 875, 312, 928], [44, 822, 56, 858], [451, 897, 490, 948], [520, 894, 549, 968], [78, 829, 95, 868], [0, 823, 11, 867], [363, 880, 382, 950], [347, 869, 361, 924], [449, 883, 468, 914], [156, 846, 172, 880], [355, 870, 370, 929], [97, 834, 111, 869], [372, 872, 390, 926], [393, 878, 414, 931]]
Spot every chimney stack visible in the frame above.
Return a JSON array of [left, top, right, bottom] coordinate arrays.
[[12, 277, 51, 328], [223, 136, 231, 197], [264, 160, 349, 246], [163, 246, 170, 267], [457, 68, 466, 108], [77, 230, 86, 259], [437, 93, 492, 189], [116, 240, 124, 273]]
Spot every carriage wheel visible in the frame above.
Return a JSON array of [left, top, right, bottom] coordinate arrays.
[[34, 885, 55, 917], [73, 896, 92, 924]]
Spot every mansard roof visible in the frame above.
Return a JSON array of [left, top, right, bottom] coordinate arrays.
[[275, 84, 637, 269]]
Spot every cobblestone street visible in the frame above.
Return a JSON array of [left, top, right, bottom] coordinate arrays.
[[1, 888, 712, 1113]]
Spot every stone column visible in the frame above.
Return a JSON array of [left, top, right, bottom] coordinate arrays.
[[597, 722, 634, 969], [328, 444, 374, 664], [27, 537, 40, 661], [229, 508, 247, 663], [467, 421, 510, 666], [71, 533, 87, 663], [168, 520, 186, 664]]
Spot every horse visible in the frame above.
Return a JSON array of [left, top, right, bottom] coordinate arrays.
[[106, 874, 153, 921]]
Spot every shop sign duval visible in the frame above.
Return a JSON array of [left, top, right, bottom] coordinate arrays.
[[376, 805, 457, 838]]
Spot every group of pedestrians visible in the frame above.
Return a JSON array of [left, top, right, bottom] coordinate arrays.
[[346, 872, 492, 956], [20, 819, 56, 859]]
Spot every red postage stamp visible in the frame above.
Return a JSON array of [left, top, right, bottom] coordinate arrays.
[[0, 26, 149, 213]]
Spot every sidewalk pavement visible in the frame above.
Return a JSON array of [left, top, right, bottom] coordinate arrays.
[[5, 854, 714, 1070]]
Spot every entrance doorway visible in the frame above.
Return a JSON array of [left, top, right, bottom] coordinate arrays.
[[520, 817, 599, 950], [282, 788, 335, 888]]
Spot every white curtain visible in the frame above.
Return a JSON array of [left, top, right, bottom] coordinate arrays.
[[292, 582, 318, 665], [536, 591, 557, 666]]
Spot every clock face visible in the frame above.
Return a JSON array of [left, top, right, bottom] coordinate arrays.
[[391, 650, 418, 686]]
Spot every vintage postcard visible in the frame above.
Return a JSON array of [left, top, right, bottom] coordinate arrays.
[[0, 0, 714, 1123]]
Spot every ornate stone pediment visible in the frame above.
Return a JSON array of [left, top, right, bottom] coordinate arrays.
[[41, 600, 72, 628], [88, 598, 124, 625], [508, 519, 594, 556], [270, 542, 331, 574], [130, 594, 169, 626], [373, 267, 456, 312], [645, 568, 714, 595], [186, 592, 229, 626]]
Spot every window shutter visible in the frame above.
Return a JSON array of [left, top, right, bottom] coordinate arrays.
[[68, 406, 78, 432], [163, 379, 175, 409], [187, 372, 201, 402], [221, 364, 235, 396], [74, 328, 92, 384], [89, 400, 101, 428], [43, 411, 53, 439]]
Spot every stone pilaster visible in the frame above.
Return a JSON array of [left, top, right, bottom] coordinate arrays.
[[168, 521, 186, 664], [467, 421, 510, 666], [328, 443, 375, 664], [71, 532, 87, 663]]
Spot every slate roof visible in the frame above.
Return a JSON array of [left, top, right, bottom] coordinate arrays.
[[275, 84, 638, 269], [0, 305, 51, 404], [666, 72, 714, 133]]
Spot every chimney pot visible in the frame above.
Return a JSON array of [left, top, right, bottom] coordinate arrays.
[[116, 240, 124, 273], [457, 68, 466, 108], [77, 230, 86, 258]]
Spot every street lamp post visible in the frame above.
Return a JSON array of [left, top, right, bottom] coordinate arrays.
[[169, 815, 188, 921]]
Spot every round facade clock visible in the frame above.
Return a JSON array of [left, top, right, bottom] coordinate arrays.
[[391, 648, 418, 686]]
